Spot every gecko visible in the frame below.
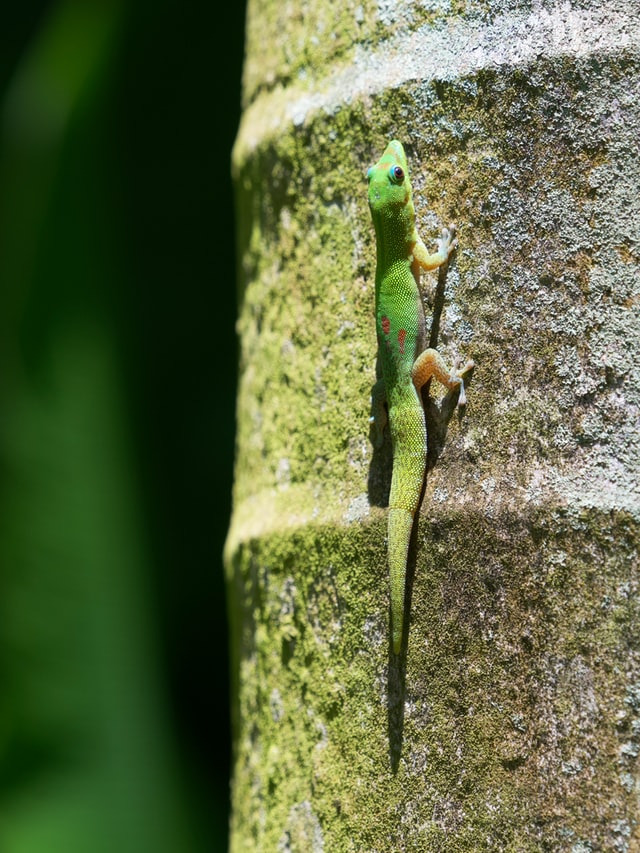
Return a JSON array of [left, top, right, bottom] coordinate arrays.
[[367, 139, 473, 654]]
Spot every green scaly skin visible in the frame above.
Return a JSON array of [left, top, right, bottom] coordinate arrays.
[[367, 140, 473, 654]]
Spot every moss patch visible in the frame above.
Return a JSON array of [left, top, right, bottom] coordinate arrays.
[[228, 508, 640, 851]]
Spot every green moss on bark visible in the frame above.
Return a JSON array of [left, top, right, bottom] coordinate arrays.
[[228, 509, 640, 850], [228, 5, 640, 849]]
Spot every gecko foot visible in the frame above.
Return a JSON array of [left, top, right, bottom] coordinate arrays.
[[454, 359, 475, 407], [437, 223, 458, 259]]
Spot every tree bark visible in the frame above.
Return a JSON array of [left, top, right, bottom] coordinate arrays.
[[226, 2, 640, 849]]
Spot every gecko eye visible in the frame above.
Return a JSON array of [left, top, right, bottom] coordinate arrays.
[[389, 165, 404, 184]]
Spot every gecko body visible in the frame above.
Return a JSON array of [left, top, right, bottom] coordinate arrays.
[[367, 140, 472, 654]]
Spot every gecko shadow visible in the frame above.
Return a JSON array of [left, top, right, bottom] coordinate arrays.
[[366, 260, 474, 771]]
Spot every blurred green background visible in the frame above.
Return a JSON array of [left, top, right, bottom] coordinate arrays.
[[0, 0, 243, 850]]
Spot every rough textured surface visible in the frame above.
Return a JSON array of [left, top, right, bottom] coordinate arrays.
[[227, 1, 640, 849], [228, 511, 639, 851]]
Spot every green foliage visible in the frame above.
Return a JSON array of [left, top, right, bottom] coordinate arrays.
[[0, 1, 241, 849]]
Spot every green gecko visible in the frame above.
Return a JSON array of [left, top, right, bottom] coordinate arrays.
[[367, 140, 473, 655]]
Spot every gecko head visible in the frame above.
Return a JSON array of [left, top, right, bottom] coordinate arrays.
[[367, 139, 411, 216]]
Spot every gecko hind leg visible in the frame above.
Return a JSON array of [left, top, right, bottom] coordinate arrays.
[[412, 349, 474, 406]]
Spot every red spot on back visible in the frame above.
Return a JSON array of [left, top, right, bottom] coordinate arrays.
[[381, 315, 390, 336], [397, 328, 406, 354]]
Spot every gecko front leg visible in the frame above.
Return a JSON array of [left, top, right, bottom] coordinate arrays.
[[412, 224, 457, 273]]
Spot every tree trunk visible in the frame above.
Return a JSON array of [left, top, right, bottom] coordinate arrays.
[[226, 2, 640, 849]]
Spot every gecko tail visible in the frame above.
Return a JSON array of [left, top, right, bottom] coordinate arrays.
[[388, 507, 414, 654]]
